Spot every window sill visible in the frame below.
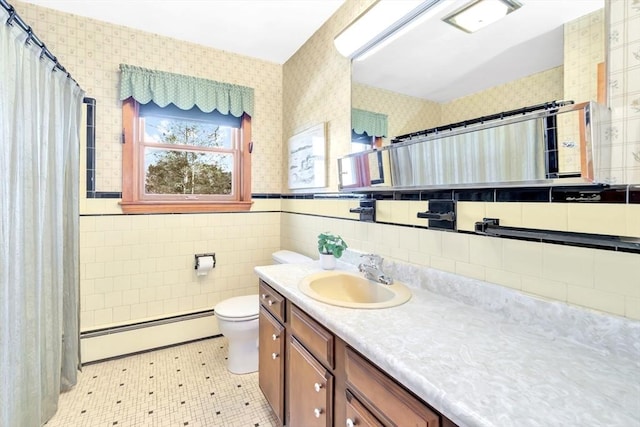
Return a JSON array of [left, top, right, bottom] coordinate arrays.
[[119, 200, 253, 214]]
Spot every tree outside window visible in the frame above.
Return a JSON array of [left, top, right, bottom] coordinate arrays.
[[142, 117, 234, 196]]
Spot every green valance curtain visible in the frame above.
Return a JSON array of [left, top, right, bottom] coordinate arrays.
[[352, 108, 388, 138], [119, 64, 254, 117]]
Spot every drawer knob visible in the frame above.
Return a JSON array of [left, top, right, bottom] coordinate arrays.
[[314, 408, 323, 418], [261, 293, 267, 300], [272, 333, 279, 341], [314, 382, 323, 392], [268, 300, 274, 306], [271, 352, 279, 360], [346, 418, 356, 427]]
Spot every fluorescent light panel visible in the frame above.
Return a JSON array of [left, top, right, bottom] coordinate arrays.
[[443, 0, 522, 33], [334, 0, 442, 59]]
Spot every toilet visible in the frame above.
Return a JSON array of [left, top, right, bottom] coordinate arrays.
[[214, 250, 312, 374]]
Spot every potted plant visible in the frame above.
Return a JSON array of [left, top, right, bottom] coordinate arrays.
[[317, 232, 347, 270]]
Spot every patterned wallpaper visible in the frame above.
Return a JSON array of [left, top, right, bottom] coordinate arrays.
[[282, 0, 375, 191], [609, 0, 640, 184], [14, 0, 284, 195], [352, 83, 441, 144], [440, 67, 564, 124]]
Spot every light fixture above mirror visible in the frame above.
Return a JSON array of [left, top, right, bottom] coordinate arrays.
[[334, 0, 445, 60], [442, 0, 522, 33]]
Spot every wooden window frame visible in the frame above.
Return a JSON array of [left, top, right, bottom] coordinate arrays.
[[120, 97, 252, 213]]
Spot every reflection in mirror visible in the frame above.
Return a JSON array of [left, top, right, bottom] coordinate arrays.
[[339, 149, 391, 189], [349, 0, 606, 185], [351, 108, 387, 152], [339, 101, 611, 191]]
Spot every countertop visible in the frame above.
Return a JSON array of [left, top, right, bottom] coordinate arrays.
[[254, 260, 640, 427]]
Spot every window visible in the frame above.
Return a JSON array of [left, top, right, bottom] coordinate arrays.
[[351, 108, 387, 151], [118, 64, 254, 213], [351, 129, 380, 152], [121, 98, 252, 213]]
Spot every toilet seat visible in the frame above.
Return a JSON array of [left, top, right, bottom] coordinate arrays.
[[215, 295, 259, 322]]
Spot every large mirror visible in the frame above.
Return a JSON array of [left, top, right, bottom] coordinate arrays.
[[346, 0, 607, 190]]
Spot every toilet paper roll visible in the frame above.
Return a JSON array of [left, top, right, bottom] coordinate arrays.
[[196, 255, 215, 276]]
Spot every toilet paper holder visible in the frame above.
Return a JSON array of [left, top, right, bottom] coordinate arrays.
[[194, 253, 216, 270]]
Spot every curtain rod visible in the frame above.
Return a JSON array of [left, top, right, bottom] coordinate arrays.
[[1, 0, 78, 86], [391, 100, 575, 143]]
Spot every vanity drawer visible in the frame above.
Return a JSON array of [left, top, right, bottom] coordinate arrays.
[[259, 280, 286, 323], [345, 389, 383, 427], [345, 347, 440, 427], [289, 304, 335, 369]]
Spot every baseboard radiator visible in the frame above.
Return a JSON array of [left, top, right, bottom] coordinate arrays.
[[80, 310, 219, 364]]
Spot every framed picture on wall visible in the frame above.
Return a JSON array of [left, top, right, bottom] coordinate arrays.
[[287, 123, 326, 189]]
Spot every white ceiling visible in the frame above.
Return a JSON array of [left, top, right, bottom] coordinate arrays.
[[353, 0, 604, 103], [19, 0, 345, 64], [20, 0, 603, 102]]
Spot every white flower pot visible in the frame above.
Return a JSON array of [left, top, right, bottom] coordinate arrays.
[[319, 253, 336, 270]]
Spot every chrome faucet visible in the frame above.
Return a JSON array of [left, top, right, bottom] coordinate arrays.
[[358, 254, 393, 285]]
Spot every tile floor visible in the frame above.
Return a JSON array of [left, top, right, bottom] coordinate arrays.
[[44, 337, 279, 427]]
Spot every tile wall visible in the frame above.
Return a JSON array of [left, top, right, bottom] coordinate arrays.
[[609, 0, 640, 184], [80, 212, 280, 330], [280, 205, 640, 320], [280, 0, 639, 321]]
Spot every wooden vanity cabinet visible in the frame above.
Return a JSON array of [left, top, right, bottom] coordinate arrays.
[[257, 280, 458, 427], [287, 304, 335, 426], [345, 347, 440, 427], [345, 389, 384, 427], [258, 282, 286, 425], [288, 337, 334, 426]]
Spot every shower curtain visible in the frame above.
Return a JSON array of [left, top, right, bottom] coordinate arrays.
[[0, 7, 84, 427]]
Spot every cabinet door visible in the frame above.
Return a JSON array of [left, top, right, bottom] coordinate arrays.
[[345, 390, 384, 427], [288, 337, 334, 427], [259, 307, 285, 425]]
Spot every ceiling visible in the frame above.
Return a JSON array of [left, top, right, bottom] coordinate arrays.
[[352, 0, 604, 103], [19, 0, 345, 64], [19, 0, 604, 102]]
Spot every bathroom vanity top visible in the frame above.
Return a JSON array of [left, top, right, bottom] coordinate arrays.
[[254, 262, 640, 427]]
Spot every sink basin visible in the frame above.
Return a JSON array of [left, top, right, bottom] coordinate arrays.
[[298, 271, 411, 309]]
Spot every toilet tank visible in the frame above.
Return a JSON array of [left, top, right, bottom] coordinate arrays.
[[272, 250, 312, 264]]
